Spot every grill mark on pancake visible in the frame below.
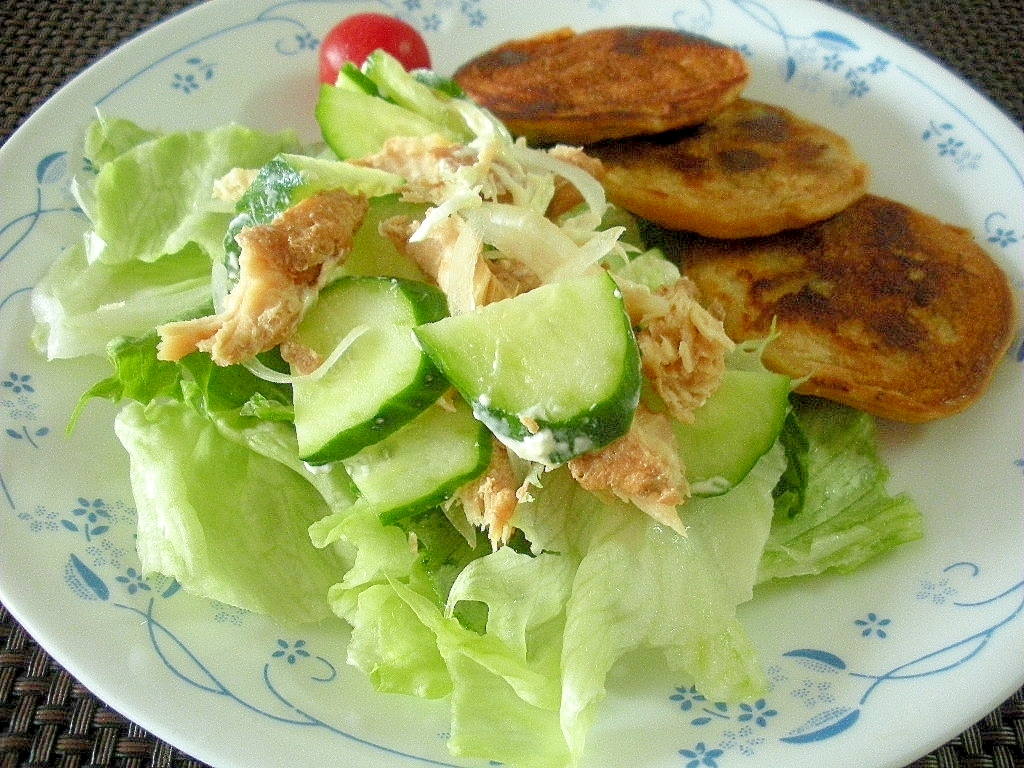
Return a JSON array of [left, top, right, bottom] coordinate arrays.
[[669, 152, 710, 174], [588, 99, 870, 237], [745, 202, 947, 352], [473, 49, 534, 72], [718, 148, 770, 172], [513, 96, 564, 119], [681, 194, 1017, 421], [736, 109, 791, 142], [454, 26, 750, 144], [610, 26, 709, 56], [611, 27, 650, 56], [872, 312, 927, 350]]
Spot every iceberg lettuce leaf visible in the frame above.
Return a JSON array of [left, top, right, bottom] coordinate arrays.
[[114, 399, 351, 624], [320, 506, 456, 698], [442, 632, 570, 768], [318, 448, 784, 768], [83, 115, 162, 168], [394, 577, 570, 768], [447, 545, 574, 658], [446, 454, 780, 766], [84, 122, 300, 264], [32, 118, 302, 362], [547, 450, 780, 763], [757, 396, 924, 582], [30, 241, 212, 360], [345, 582, 453, 698], [685, 442, 787, 606]]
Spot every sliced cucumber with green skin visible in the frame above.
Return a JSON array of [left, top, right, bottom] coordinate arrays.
[[292, 276, 449, 465], [414, 271, 642, 467], [674, 368, 792, 496], [341, 194, 429, 281], [342, 397, 492, 524], [316, 84, 440, 160]]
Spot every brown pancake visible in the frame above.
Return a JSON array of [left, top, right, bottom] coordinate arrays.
[[588, 99, 870, 238], [452, 26, 750, 145], [679, 194, 1018, 422]]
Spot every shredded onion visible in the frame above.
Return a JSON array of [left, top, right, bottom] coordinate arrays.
[[512, 141, 608, 229], [243, 324, 370, 385], [463, 203, 617, 284], [209, 259, 231, 314], [410, 187, 482, 243], [443, 218, 484, 315], [546, 225, 625, 283]]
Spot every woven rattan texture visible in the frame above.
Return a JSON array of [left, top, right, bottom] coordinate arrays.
[[824, 0, 1024, 127], [1, 2, 1022, 767], [1, 605, 205, 768], [2, 0, 1023, 143]]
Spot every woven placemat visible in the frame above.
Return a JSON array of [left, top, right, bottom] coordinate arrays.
[[1, 2, 1023, 767]]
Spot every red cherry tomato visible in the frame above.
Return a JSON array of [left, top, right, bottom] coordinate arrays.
[[319, 13, 432, 84]]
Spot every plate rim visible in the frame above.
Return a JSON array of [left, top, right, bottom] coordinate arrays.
[[1, 1, 1022, 767]]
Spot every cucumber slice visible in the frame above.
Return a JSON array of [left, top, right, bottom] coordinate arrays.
[[315, 83, 436, 159], [315, 84, 439, 160], [342, 397, 492, 524], [292, 276, 449, 464], [674, 368, 792, 496], [362, 51, 473, 142], [341, 194, 430, 281], [414, 271, 642, 466], [316, 54, 474, 161]]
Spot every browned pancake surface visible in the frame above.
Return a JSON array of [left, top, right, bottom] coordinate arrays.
[[588, 99, 870, 238], [453, 26, 749, 144], [680, 194, 1017, 422]]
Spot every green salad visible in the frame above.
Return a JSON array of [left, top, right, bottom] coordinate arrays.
[[30, 52, 923, 768]]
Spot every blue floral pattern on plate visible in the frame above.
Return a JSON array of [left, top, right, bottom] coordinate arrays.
[[1, 1, 1022, 766], [670, 563, 1024, 762]]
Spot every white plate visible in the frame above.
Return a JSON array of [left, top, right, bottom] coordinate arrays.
[[1, 1, 1022, 767]]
